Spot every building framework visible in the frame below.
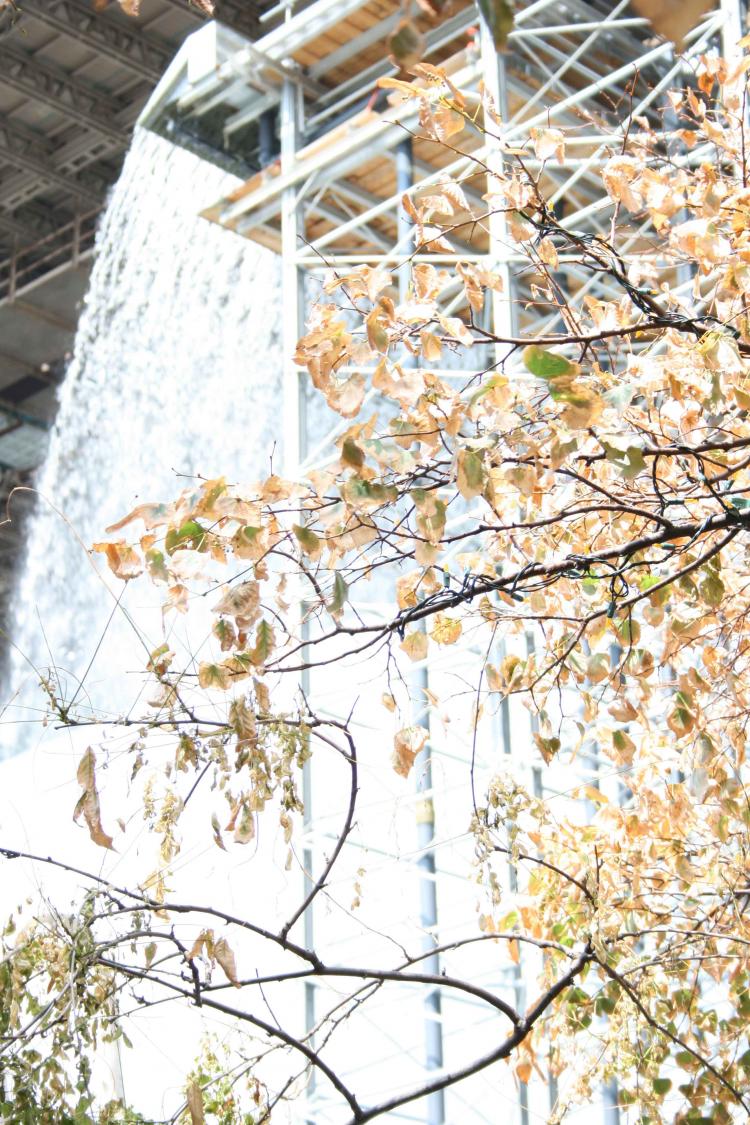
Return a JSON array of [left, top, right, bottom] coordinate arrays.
[[139, 0, 746, 1119]]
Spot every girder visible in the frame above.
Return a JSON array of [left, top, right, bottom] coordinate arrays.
[[0, 43, 128, 143], [11, 0, 174, 82], [159, 0, 260, 37], [0, 117, 112, 207]]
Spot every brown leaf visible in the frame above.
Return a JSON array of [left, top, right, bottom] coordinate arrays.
[[214, 936, 241, 987], [186, 931, 209, 963], [327, 373, 366, 418], [73, 748, 114, 851], [392, 726, 429, 778], [630, 0, 710, 47], [92, 540, 143, 581], [198, 662, 231, 691], [105, 502, 171, 532], [232, 800, 256, 844], [212, 580, 260, 626], [186, 1079, 206, 1125]]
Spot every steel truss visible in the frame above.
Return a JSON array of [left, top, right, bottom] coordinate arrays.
[[0, 42, 129, 143], [7, 0, 174, 81], [146, 0, 746, 1119]]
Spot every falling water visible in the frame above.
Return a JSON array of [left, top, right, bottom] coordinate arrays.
[[1, 128, 282, 753]]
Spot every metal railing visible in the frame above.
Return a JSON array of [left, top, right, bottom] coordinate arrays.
[[0, 207, 101, 305]]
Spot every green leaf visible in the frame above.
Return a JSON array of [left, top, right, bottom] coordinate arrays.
[[652, 1077, 672, 1096], [145, 549, 168, 583], [251, 619, 275, 666], [595, 995, 616, 1015], [475, 0, 515, 50], [341, 438, 365, 468], [699, 570, 725, 608], [165, 519, 206, 554], [293, 523, 322, 559], [328, 571, 349, 618], [457, 449, 486, 500], [522, 344, 577, 380], [198, 663, 231, 690], [601, 441, 646, 480]]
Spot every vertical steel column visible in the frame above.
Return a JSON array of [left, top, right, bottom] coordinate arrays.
[[481, 23, 528, 1124], [720, 0, 745, 61], [280, 70, 316, 1117], [497, 639, 529, 1125], [478, 18, 514, 351], [8, 237, 16, 305], [281, 74, 306, 469], [397, 134, 445, 1125]]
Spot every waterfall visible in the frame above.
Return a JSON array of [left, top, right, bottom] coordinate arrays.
[[1, 128, 282, 754]]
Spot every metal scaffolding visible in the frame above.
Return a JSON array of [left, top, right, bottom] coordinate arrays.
[[138, 0, 746, 1119]]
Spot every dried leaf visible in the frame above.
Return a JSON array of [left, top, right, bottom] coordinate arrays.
[[456, 449, 486, 500], [401, 630, 429, 661], [232, 801, 256, 845], [213, 581, 260, 626], [392, 726, 429, 778], [73, 748, 114, 851], [214, 937, 241, 988], [430, 613, 462, 645], [630, 0, 710, 47], [198, 662, 231, 691], [186, 1080, 206, 1125], [92, 540, 143, 581], [250, 619, 276, 666]]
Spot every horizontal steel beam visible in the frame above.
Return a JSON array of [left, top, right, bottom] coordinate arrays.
[[0, 117, 110, 206], [158, 0, 261, 37], [0, 43, 127, 144], [15, 0, 173, 82]]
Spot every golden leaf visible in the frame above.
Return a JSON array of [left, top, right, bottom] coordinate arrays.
[[430, 613, 462, 645], [401, 630, 429, 662]]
